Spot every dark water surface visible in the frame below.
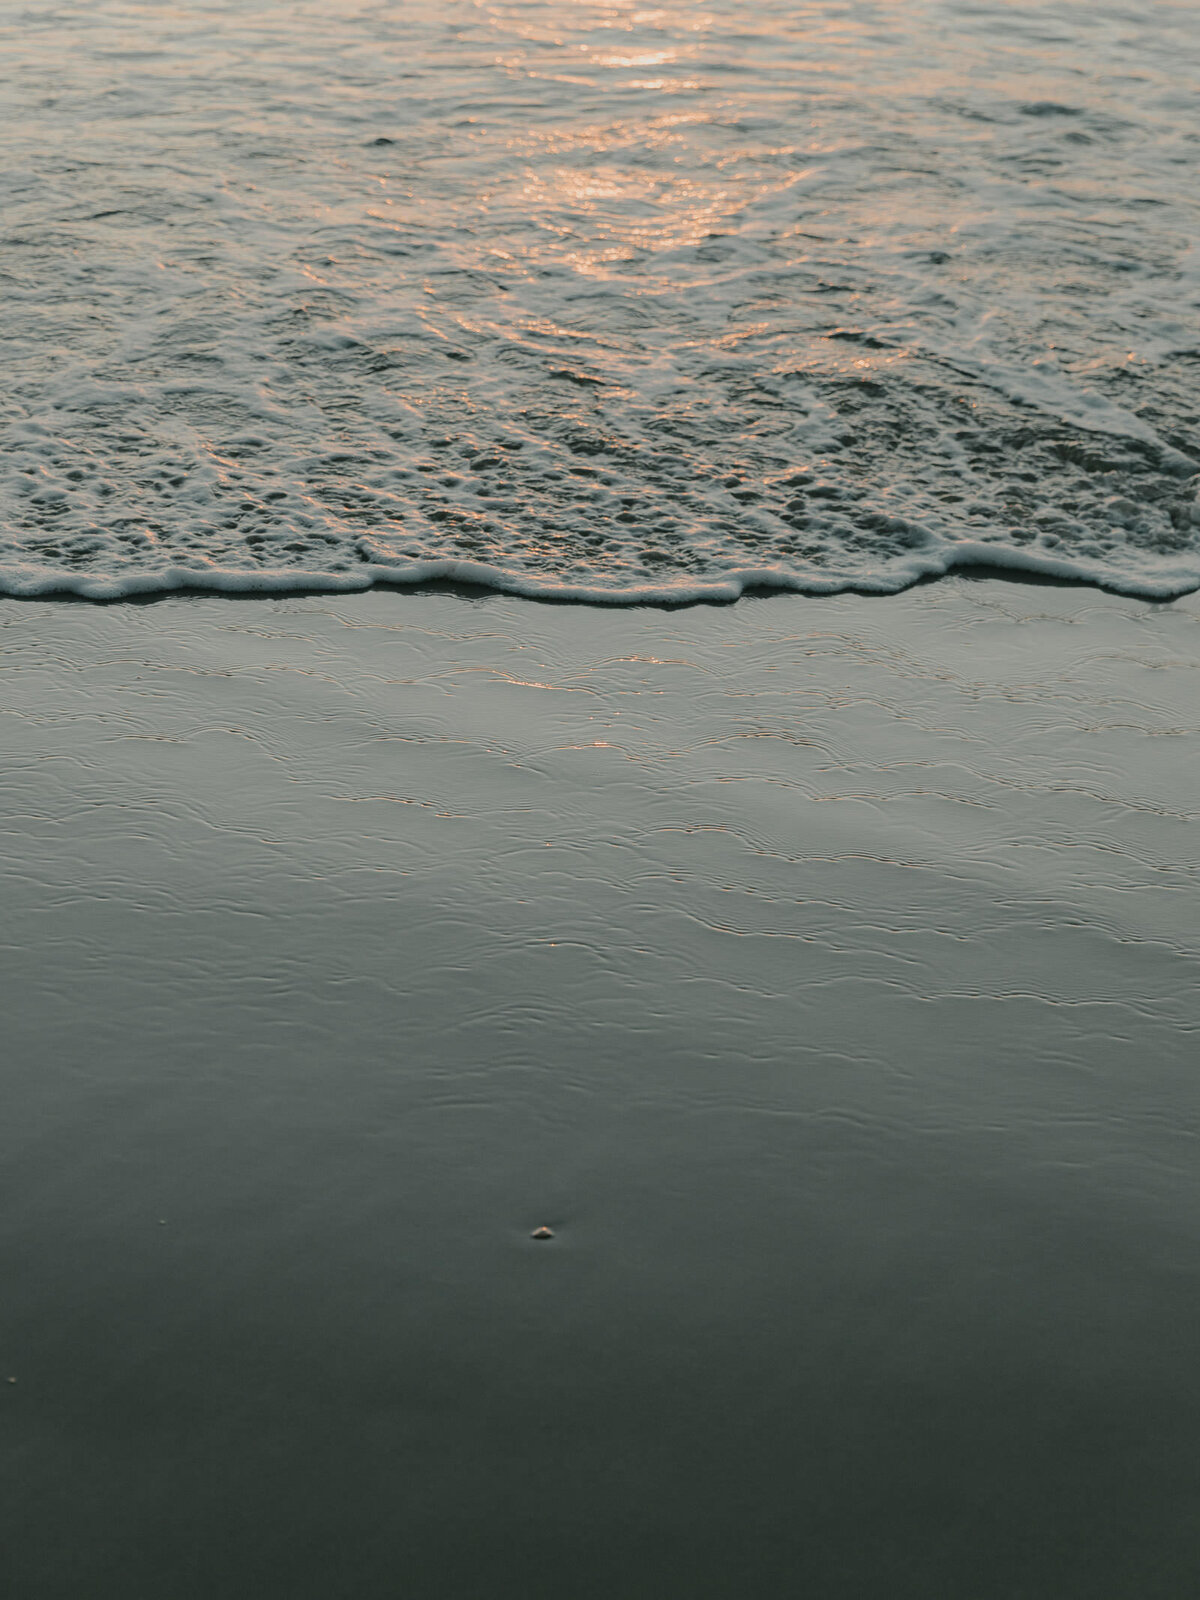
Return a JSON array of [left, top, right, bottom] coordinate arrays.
[[3, 582, 1199, 1596]]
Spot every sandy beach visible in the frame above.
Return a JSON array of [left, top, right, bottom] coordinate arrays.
[[3, 577, 1199, 1597]]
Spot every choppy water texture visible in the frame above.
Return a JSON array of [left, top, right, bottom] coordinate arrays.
[[3, 0, 1200, 601]]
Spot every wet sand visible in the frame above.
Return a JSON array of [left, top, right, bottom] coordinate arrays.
[[2, 577, 1199, 1597]]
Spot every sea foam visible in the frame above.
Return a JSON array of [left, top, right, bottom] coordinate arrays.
[[3, 0, 1199, 604]]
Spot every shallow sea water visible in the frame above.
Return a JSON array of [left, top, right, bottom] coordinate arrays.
[[2, 581, 1200, 1596], [5, 3, 1200, 1592], [3, 0, 1200, 599]]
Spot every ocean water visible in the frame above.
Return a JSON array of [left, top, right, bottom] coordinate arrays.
[[3, 0, 1200, 602]]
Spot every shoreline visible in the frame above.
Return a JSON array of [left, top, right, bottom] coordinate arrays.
[[3, 552, 1200, 610]]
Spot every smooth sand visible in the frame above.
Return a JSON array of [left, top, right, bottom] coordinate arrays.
[[2, 577, 1199, 1598]]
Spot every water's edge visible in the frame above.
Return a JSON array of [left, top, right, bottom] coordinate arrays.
[[5, 541, 1200, 607]]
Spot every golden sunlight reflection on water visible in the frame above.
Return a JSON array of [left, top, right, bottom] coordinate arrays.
[[2, 0, 1198, 599]]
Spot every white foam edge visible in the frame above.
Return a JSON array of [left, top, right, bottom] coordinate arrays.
[[1, 541, 1198, 604]]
